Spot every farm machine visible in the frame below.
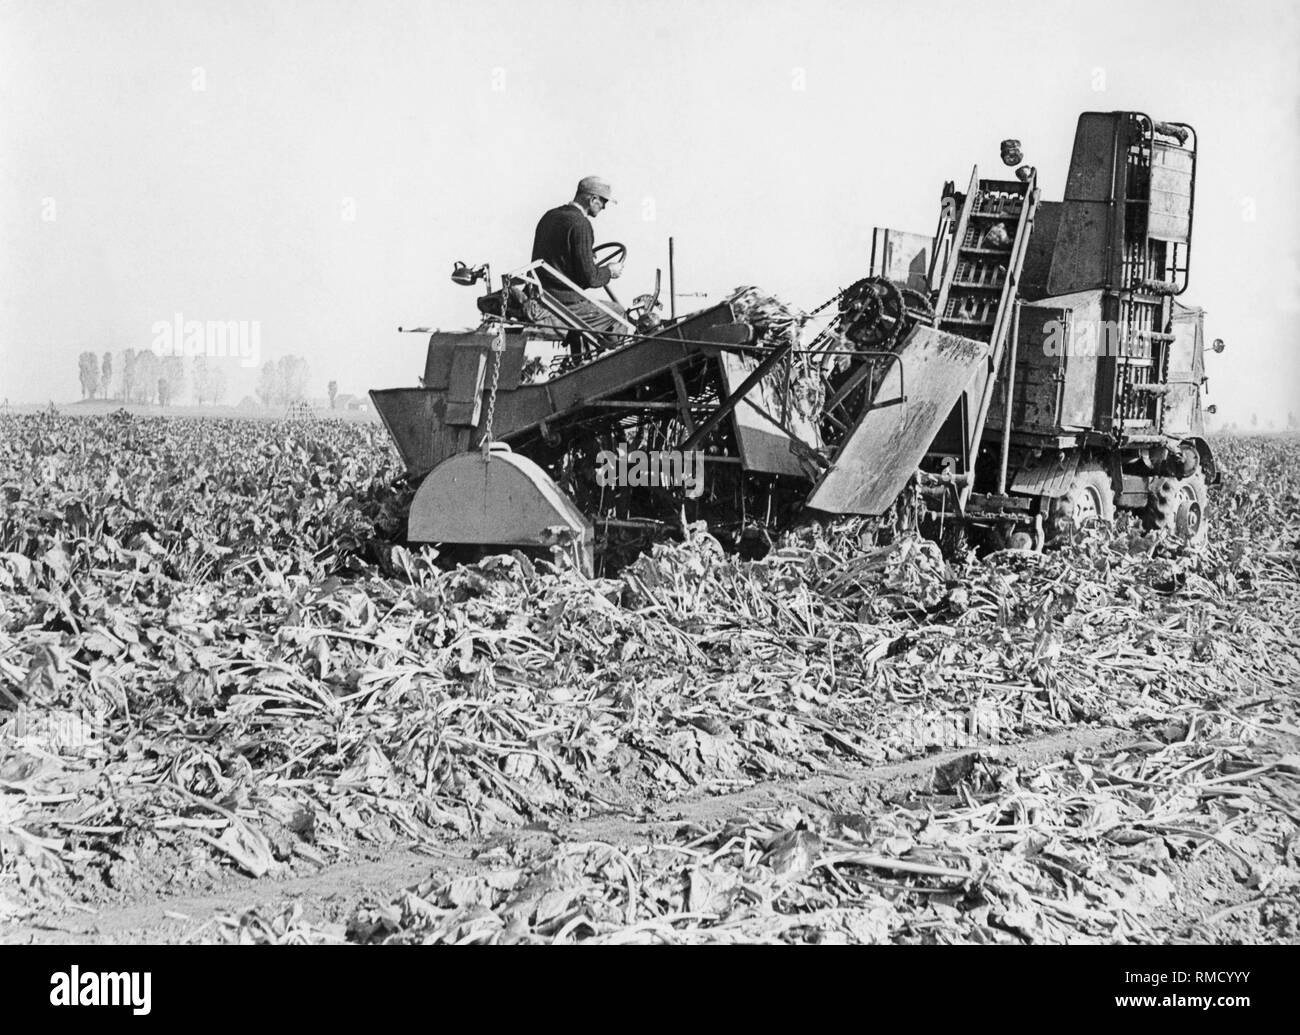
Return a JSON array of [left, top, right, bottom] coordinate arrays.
[[372, 111, 1220, 573]]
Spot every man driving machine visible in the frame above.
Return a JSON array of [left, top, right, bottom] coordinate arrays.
[[531, 175, 625, 335]]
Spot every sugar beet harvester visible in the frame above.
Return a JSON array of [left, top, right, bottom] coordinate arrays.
[[372, 111, 1220, 573]]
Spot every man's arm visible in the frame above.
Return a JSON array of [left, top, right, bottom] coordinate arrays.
[[567, 217, 611, 290]]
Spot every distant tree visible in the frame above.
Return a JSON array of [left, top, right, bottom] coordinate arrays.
[[193, 356, 210, 404], [328, 380, 338, 409], [101, 352, 114, 400], [121, 349, 137, 403], [278, 355, 309, 404], [276, 358, 293, 405], [135, 350, 160, 404], [251, 355, 312, 407], [78, 352, 101, 399], [161, 356, 185, 407], [256, 361, 279, 407], [209, 366, 227, 405]]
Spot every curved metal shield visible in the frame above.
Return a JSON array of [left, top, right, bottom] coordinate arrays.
[[409, 444, 592, 572]]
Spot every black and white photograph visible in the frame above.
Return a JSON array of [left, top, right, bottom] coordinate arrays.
[[1, 0, 1297, 1000]]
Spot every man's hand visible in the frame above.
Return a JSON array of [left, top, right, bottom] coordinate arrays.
[[608, 261, 624, 280]]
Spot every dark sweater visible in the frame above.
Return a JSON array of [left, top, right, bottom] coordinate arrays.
[[531, 204, 611, 294]]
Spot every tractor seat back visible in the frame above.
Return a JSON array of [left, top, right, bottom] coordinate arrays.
[[476, 277, 546, 323]]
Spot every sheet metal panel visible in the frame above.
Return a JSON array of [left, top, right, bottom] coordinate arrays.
[[987, 292, 1103, 436], [717, 350, 820, 478], [1017, 201, 1061, 303], [1010, 450, 1080, 496], [445, 348, 487, 426], [1163, 301, 1204, 437], [1047, 112, 1123, 296], [869, 228, 933, 291], [369, 388, 472, 478], [1149, 144, 1193, 243], [408, 448, 591, 549], [806, 326, 988, 515]]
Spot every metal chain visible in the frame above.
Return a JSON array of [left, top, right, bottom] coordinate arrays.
[[475, 275, 511, 455], [479, 321, 505, 454]]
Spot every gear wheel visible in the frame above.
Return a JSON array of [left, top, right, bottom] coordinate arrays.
[[839, 277, 907, 351], [1143, 472, 1208, 545]]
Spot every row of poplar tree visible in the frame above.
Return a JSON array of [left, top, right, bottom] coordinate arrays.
[[76, 351, 313, 407]]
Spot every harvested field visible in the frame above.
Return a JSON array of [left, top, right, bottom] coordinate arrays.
[[1, 413, 1297, 944]]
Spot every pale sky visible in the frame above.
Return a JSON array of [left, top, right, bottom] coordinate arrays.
[[2, 0, 1298, 423]]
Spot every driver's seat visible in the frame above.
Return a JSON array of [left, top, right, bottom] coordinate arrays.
[[475, 280, 601, 360], [491, 260, 632, 361]]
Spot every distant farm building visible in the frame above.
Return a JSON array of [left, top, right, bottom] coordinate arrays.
[[333, 394, 370, 413]]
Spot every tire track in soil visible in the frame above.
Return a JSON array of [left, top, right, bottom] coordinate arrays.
[[12, 724, 1130, 944]]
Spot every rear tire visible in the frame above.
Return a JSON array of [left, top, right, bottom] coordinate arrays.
[[1143, 472, 1208, 545], [1051, 463, 1115, 537]]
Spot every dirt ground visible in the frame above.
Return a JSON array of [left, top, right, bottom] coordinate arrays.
[[8, 723, 1293, 946]]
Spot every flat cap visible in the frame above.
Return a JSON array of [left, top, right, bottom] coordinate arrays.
[[577, 176, 615, 202]]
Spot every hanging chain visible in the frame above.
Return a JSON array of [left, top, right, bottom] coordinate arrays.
[[479, 285, 509, 455], [479, 342, 504, 453]]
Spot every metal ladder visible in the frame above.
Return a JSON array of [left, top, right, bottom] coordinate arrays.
[[929, 168, 1039, 509], [1114, 115, 1197, 437]]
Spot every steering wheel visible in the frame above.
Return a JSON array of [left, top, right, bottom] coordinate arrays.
[[593, 242, 627, 268], [592, 242, 628, 310]]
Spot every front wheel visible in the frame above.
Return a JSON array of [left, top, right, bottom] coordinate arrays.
[[1144, 472, 1209, 545]]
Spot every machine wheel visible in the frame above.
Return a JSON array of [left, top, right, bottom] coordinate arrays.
[[1051, 463, 1115, 537], [1007, 529, 1038, 552], [840, 277, 907, 350], [1143, 472, 1209, 545]]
